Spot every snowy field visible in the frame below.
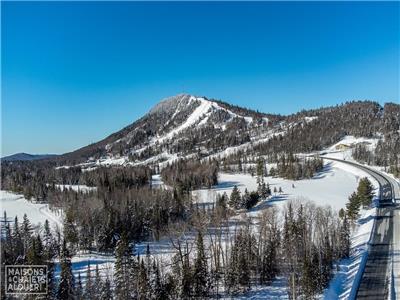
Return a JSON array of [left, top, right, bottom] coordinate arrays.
[[194, 159, 379, 213], [0, 190, 63, 230]]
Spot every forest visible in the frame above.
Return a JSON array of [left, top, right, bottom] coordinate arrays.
[[0, 152, 358, 300]]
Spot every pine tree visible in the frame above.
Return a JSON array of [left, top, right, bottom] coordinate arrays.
[[193, 231, 208, 297], [241, 189, 250, 209], [229, 186, 241, 209], [27, 235, 43, 265], [21, 213, 32, 257], [138, 259, 150, 299], [339, 215, 351, 258], [114, 233, 137, 300], [57, 240, 75, 300], [150, 261, 163, 299], [256, 157, 265, 180], [346, 192, 360, 221], [357, 177, 374, 207], [237, 233, 250, 291], [63, 208, 78, 251]]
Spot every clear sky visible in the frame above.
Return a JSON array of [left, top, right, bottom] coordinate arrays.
[[2, 1, 399, 156]]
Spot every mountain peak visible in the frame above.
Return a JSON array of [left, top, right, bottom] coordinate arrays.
[[148, 94, 198, 115]]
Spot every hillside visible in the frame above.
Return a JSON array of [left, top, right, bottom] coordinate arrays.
[[53, 95, 399, 173]]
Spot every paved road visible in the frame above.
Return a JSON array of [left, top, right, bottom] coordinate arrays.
[[322, 157, 400, 299]]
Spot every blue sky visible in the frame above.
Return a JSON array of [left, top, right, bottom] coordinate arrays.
[[2, 2, 399, 156]]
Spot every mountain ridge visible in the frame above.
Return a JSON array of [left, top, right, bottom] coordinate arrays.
[[50, 95, 398, 171], [1, 153, 58, 162]]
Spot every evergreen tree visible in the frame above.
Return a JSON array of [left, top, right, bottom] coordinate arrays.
[[57, 240, 75, 300], [346, 192, 360, 221], [229, 186, 241, 209], [150, 261, 163, 299], [114, 233, 137, 300], [357, 177, 374, 207], [27, 235, 43, 265], [339, 215, 351, 258], [256, 157, 265, 179], [138, 259, 150, 299], [21, 213, 32, 256], [193, 231, 208, 297]]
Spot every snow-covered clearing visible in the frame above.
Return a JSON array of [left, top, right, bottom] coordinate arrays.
[[194, 159, 378, 212], [0, 190, 63, 230], [56, 252, 115, 282], [54, 184, 96, 193], [228, 277, 288, 299]]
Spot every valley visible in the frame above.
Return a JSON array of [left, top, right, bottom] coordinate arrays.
[[1, 94, 399, 299]]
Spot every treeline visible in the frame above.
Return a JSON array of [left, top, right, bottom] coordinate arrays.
[[161, 159, 218, 191], [62, 186, 192, 251], [1, 199, 349, 299], [272, 154, 324, 180], [281, 201, 350, 298], [227, 180, 271, 210], [353, 140, 400, 178], [1, 161, 152, 200], [1, 214, 59, 299]]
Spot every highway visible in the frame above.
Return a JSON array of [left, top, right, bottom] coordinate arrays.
[[322, 157, 400, 300]]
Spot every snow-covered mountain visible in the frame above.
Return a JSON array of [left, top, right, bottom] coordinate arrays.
[[57, 94, 399, 170], [59, 94, 282, 166]]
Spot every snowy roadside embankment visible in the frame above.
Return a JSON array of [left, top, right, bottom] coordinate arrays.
[[323, 159, 380, 299], [324, 206, 377, 299]]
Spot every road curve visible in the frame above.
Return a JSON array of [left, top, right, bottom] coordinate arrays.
[[322, 157, 400, 300]]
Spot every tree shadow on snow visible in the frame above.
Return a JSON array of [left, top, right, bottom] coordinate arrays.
[[213, 180, 242, 189], [312, 161, 334, 180], [250, 194, 288, 213]]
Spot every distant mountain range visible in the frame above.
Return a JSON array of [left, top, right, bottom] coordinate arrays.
[[1, 153, 58, 161]]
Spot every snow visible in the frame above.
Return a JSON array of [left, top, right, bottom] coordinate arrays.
[[157, 97, 213, 143], [96, 156, 128, 166], [305, 116, 318, 123], [205, 130, 285, 161], [324, 207, 377, 299], [228, 277, 288, 299], [54, 184, 96, 193], [194, 158, 378, 212], [0, 190, 63, 230], [57, 252, 115, 282], [326, 135, 380, 153], [151, 174, 166, 189]]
